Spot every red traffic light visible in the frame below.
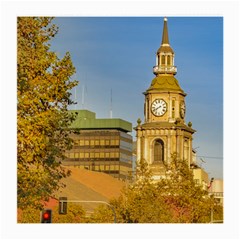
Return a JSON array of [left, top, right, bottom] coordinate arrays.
[[43, 212, 50, 220], [41, 209, 52, 223]]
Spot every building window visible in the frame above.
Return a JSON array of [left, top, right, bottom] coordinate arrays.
[[154, 139, 164, 163], [90, 140, 94, 147], [194, 179, 200, 185], [161, 55, 165, 65], [184, 140, 189, 161], [167, 55, 171, 65], [172, 99, 175, 118], [100, 139, 105, 146]]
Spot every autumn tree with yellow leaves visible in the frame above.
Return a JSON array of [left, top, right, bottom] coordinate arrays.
[[90, 155, 223, 223], [17, 17, 78, 210]]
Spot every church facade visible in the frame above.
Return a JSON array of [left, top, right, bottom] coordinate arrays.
[[135, 18, 196, 179]]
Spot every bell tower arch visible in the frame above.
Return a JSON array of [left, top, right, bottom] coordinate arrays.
[[153, 139, 165, 164]]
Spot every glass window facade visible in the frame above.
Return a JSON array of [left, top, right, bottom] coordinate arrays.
[[63, 129, 133, 180]]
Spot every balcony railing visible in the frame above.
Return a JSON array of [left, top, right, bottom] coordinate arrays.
[[208, 192, 224, 198], [153, 65, 177, 74]]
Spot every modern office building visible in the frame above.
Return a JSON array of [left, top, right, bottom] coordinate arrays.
[[63, 110, 133, 180]]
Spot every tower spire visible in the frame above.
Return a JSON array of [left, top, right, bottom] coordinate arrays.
[[161, 17, 169, 45], [153, 17, 177, 76]]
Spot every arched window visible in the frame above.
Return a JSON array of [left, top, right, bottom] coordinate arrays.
[[167, 55, 171, 65], [161, 55, 165, 65], [154, 139, 164, 163]]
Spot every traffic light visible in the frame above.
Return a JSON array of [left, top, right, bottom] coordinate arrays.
[[59, 197, 67, 215], [40, 209, 52, 223]]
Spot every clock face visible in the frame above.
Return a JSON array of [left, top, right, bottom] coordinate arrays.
[[180, 101, 186, 118], [151, 99, 167, 116]]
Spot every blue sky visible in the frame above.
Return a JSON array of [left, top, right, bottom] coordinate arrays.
[[51, 17, 223, 179]]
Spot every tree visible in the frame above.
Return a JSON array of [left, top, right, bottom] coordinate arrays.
[[91, 158, 172, 223], [157, 153, 213, 223], [18, 203, 86, 223], [17, 17, 78, 210], [91, 155, 222, 223]]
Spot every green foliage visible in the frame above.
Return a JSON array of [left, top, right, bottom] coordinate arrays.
[[17, 17, 78, 210], [158, 153, 212, 223], [211, 201, 224, 223], [87, 204, 115, 223], [53, 203, 86, 223], [18, 203, 86, 223], [91, 155, 223, 223]]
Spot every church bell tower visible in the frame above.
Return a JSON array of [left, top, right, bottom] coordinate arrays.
[[135, 18, 195, 178]]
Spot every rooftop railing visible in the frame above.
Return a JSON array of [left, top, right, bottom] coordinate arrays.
[[153, 65, 177, 74], [208, 192, 224, 198]]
